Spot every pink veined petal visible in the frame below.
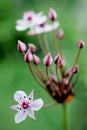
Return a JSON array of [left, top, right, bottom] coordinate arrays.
[[11, 105, 22, 112], [27, 109, 36, 120], [15, 111, 27, 123], [30, 98, 43, 111], [28, 90, 34, 102], [14, 90, 27, 103]]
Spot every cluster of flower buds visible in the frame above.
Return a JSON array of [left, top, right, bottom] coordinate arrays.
[[11, 7, 85, 123]]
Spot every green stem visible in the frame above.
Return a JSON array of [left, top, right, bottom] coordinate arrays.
[[46, 67, 50, 81], [56, 65, 59, 82], [52, 30, 58, 54], [63, 105, 71, 130], [28, 63, 46, 90], [42, 33, 50, 52], [35, 34, 46, 55], [74, 49, 81, 65]]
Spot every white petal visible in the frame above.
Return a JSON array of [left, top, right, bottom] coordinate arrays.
[[15, 111, 27, 123], [52, 22, 60, 30], [16, 20, 29, 31], [28, 90, 34, 102], [27, 109, 36, 120], [28, 27, 43, 35], [14, 90, 27, 103], [37, 16, 47, 25], [31, 98, 43, 111], [11, 105, 22, 111], [16, 24, 29, 31]]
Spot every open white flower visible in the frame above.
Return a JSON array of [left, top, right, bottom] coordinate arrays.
[[28, 22, 59, 35], [16, 11, 47, 31], [11, 90, 43, 123]]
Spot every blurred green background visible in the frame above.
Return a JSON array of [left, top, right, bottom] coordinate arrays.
[[0, 0, 87, 130]]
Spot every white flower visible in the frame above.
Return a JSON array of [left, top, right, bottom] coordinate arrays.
[[11, 90, 43, 123], [16, 11, 47, 31], [28, 22, 59, 35]]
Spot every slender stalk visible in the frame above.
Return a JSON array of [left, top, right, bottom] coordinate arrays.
[[46, 67, 50, 81], [42, 33, 50, 52], [35, 34, 46, 55], [37, 65, 46, 81], [63, 104, 71, 130], [59, 39, 62, 56], [56, 65, 59, 82], [68, 49, 81, 86], [43, 102, 58, 108], [52, 30, 58, 54], [74, 49, 81, 65], [28, 63, 46, 90]]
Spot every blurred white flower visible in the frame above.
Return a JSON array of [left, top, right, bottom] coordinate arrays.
[[16, 11, 47, 31], [11, 90, 43, 123], [28, 22, 59, 35]]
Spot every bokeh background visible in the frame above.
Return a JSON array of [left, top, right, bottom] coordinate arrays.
[[0, 0, 87, 130]]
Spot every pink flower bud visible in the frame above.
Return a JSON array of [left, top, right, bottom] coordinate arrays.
[[28, 43, 37, 54], [77, 40, 85, 49], [71, 65, 78, 74], [43, 52, 53, 66], [57, 29, 64, 39], [54, 54, 61, 65], [24, 50, 33, 63], [17, 40, 26, 53], [54, 54, 65, 67], [33, 54, 40, 65], [65, 65, 78, 76], [48, 8, 57, 21]]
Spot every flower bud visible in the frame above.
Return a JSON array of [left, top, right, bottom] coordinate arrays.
[[43, 52, 53, 66], [77, 40, 85, 49], [57, 29, 64, 39], [28, 43, 37, 54], [17, 40, 26, 53], [71, 65, 78, 74], [48, 8, 57, 21], [54, 54, 61, 65], [54, 54, 65, 67], [65, 65, 78, 77], [33, 54, 40, 65], [24, 50, 33, 63]]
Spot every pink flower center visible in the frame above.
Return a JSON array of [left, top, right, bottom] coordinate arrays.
[[39, 23, 45, 28], [22, 102, 29, 109], [27, 16, 32, 21]]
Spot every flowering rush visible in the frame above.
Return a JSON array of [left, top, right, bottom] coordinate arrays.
[[14, 7, 85, 127], [11, 90, 43, 123]]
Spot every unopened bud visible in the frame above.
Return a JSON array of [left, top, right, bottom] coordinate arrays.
[[48, 8, 57, 21], [28, 43, 37, 54], [57, 29, 64, 39], [71, 65, 78, 74], [43, 52, 53, 66], [17, 40, 26, 53], [54, 54, 61, 65], [54, 54, 65, 67], [24, 50, 33, 63], [77, 40, 85, 49], [33, 54, 40, 65]]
